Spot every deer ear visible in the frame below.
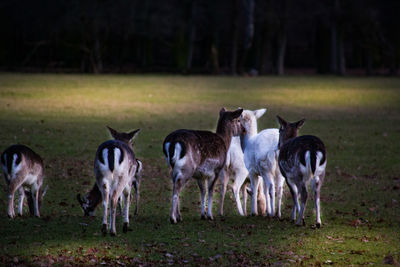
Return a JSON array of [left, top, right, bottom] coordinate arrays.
[[254, 108, 267, 119], [231, 108, 243, 119], [106, 126, 118, 139], [276, 115, 287, 128], [219, 107, 227, 116], [128, 129, 140, 140], [296, 119, 306, 129]]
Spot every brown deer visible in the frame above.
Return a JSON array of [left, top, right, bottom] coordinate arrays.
[[276, 116, 327, 227], [77, 158, 142, 217], [1, 144, 46, 218], [163, 108, 243, 224], [88, 126, 140, 236]]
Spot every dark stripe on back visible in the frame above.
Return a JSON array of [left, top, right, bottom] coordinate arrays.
[[108, 147, 115, 172], [310, 150, 317, 174]]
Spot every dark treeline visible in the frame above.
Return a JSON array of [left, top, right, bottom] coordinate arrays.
[[0, 0, 399, 75]]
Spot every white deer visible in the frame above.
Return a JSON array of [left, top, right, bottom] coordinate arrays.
[[240, 109, 285, 218], [219, 136, 266, 216]]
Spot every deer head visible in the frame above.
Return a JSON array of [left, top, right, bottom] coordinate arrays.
[[276, 115, 305, 149], [77, 184, 102, 216]]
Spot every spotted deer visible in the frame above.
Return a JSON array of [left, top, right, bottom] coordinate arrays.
[[1, 144, 46, 218], [277, 116, 327, 227], [163, 108, 243, 224], [77, 158, 142, 217], [90, 126, 140, 236], [240, 109, 285, 218]]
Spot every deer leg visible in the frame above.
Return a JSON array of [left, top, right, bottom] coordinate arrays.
[[241, 182, 248, 216], [219, 169, 229, 216], [232, 169, 247, 216], [287, 180, 300, 222], [249, 173, 260, 216], [297, 183, 308, 226], [133, 180, 140, 216], [197, 179, 207, 220], [171, 173, 186, 224], [276, 173, 285, 219], [110, 189, 120, 236], [100, 182, 109, 235], [7, 178, 24, 218], [262, 173, 272, 217], [17, 187, 25, 216], [207, 171, 220, 221], [122, 188, 131, 233], [31, 183, 40, 217], [312, 177, 322, 228]]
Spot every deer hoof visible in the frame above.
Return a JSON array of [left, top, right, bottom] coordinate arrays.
[[170, 218, 177, 224], [207, 215, 214, 221], [302, 219, 306, 226], [316, 222, 321, 229], [110, 232, 116, 237], [123, 223, 129, 233], [201, 215, 207, 220]]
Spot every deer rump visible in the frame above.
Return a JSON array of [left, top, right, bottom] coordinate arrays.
[[278, 135, 326, 178], [163, 129, 227, 170]]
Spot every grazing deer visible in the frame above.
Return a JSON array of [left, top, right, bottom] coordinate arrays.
[[77, 158, 142, 217], [91, 126, 140, 236], [163, 108, 243, 224], [240, 109, 285, 218], [219, 136, 266, 216], [276, 116, 326, 227], [1, 144, 46, 218]]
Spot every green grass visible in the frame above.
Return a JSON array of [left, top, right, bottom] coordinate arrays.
[[0, 73, 399, 265]]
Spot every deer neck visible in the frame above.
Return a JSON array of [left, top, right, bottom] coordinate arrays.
[[216, 122, 233, 151]]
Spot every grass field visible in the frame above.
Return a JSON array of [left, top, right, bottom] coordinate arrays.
[[0, 73, 399, 266]]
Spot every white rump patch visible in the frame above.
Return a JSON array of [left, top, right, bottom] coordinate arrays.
[[11, 153, 22, 177], [114, 147, 122, 168], [171, 143, 183, 165], [315, 151, 326, 176], [99, 148, 110, 172], [164, 142, 170, 165]]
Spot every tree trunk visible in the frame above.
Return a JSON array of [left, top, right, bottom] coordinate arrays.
[[365, 49, 372, 76], [186, 2, 197, 72], [211, 42, 220, 74], [337, 35, 345, 75], [330, 22, 337, 73], [231, 0, 239, 75], [277, 30, 287, 75], [239, 0, 255, 74]]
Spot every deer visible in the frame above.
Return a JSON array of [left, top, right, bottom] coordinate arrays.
[[77, 157, 142, 217], [240, 109, 285, 218], [219, 136, 266, 216], [276, 116, 327, 228], [163, 108, 243, 224], [88, 126, 140, 236], [1, 144, 47, 218]]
